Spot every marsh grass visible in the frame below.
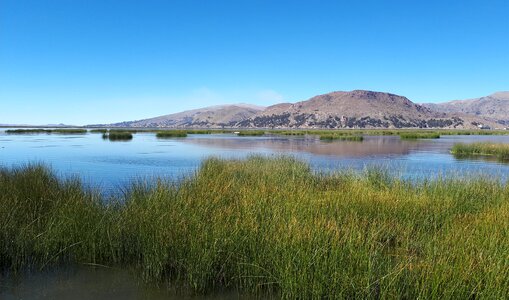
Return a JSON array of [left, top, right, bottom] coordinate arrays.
[[5, 129, 86, 135], [319, 134, 364, 141], [399, 132, 440, 139], [89, 129, 108, 134], [451, 142, 509, 160], [237, 130, 265, 136], [103, 132, 133, 141], [156, 130, 188, 138], [2, 157, 509, 298]]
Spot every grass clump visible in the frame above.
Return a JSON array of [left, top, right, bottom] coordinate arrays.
[[4, 157, 509, 298], [6, 128, 87, 135], [89, 129, 108, 134], [6, 129, 51, 134], [237, 130, 265, 136], [102, 132, 133, 141], [156, 130, 188, 138], [319, 134, 364, 141], [185, 129, 212, 134], [399, 132, 440, 139], [451, 142, 509, 160], [51, 129, 87, 134]]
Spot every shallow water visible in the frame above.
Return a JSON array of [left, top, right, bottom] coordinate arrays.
[[0, 266, 253, 300], [1, 130, 509, 191], [2, 129, 509, 298]]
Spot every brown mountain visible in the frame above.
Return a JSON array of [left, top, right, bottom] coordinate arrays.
[[103, 90, 498, 129], [238, 90, 470, 129], [423, 92, 509, 125], [110, 104, 264, 128]]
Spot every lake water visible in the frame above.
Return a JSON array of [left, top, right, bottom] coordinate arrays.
[[2, 129, 509, 299], [2, 130, 509, 191]]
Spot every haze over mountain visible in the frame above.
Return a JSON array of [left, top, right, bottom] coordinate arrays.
[[100, 90, 502, 129], [423, 92, 509, 125]]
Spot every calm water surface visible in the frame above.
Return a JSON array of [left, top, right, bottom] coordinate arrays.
[[2, 129, 509, 299], [2, 130, 509, 190]]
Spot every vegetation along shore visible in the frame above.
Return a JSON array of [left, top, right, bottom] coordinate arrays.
[[2, 156, 509, 298]]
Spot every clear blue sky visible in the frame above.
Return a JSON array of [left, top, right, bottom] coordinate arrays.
[[1, 0, 508, 125]]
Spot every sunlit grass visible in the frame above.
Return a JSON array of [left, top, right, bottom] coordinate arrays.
[[103, 132, 133, 141], [2, 157, 509, 298], [156, 130, 188, 138], [237, 130, 265, 136], [451, 142, 509, 160], [399, 132, 440, 139], [319, 134, 364, 141]]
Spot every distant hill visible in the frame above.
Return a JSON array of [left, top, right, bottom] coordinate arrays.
[[99, 90, 500, 129], [423, 92, 509, 125], [107, 104, 264, 128], [238, 90, 467, 128]]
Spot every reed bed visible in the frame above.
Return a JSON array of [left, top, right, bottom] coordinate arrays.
[[2, 157, 509, 298], [156, 130, 188, 138], [89, 129, 108, 134], [319, 134, 364, 141], [237, 130, 265, 136], [5, 129, 87, 134], [399, 132, 440, 139], [451, 142, 509, 160], [102, 132, 133, 141]]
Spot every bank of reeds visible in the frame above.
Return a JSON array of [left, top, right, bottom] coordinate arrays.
[[2, 156, 509, 298], [5, 129, 86, 134], [156, 130, 188, 138], [319, 134, 364, 141], [89, 129, 108, 134], [451, 142, 509, 160], [399, 132, 440, 139], [102, 132, 133, 141], [237, 130, 265, 136]]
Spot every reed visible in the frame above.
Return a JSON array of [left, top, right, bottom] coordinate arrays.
[[103, 132, 133, 141], [399, 132, 440, 139], [237, 130, 265, 136], [89, 129, 108, 134], [3, 157, 509, 298], [319, 134, 364, 141], [451, 142, 509, 160], [156, 130, 188, 138]]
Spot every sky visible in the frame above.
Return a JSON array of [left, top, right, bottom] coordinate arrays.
[[1, 0, 508, 125]]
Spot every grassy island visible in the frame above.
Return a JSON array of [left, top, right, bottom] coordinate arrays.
[[156, 130, 188, 138], [102, 132, 133, 141], [399, 132, 441, 139], [451, 142, 509, 160]]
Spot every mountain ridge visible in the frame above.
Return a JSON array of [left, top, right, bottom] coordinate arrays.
[[96, 90, 503, 129]]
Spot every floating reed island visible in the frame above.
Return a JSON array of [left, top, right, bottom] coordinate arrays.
[[102, 131, 133, 141], [237, 130, 265, 136], [451, 142, 509, 160], [398, 132, 441, 139], [6, 128, 87, 134], [2, 156, 509, 298], [156, 130, 188, 138], [319, 134, 364, 141]]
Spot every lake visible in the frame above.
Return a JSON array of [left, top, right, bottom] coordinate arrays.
[[1, 130, 509, 192], [2, 129, 509, 299]]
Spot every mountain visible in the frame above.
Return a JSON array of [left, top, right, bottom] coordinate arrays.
[[423, 92, 509, 125], [101, 90, 498, 129], [108, 104, 264, 128], [238, 90, 469, 129]]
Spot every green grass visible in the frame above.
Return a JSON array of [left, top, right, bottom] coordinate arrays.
[[51, 129, 87, 134], [89, 129, 108, 134], [156, 130, 188, 138], [5, 129, 86, 134], [237, 130, 265, 136], [399, 132, 441, 139], [3, 156, 509, 298], [451, 142, 509, 160], [319, 134, 364, 141], [103, 132, 133, 141], [185, 129, 212, 134], [273, 130, 306, 136]]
